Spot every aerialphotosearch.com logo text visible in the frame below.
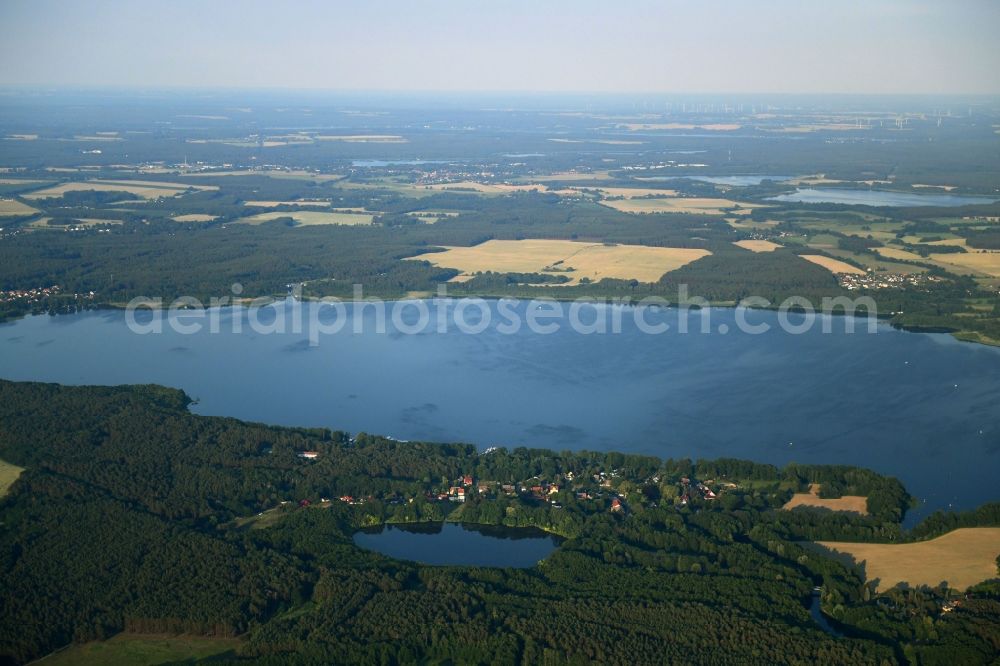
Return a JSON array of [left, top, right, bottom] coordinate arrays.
[[124, 283, 879, 345]]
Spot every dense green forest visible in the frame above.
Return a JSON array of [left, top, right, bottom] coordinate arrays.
[[0, 380, 997, 664]]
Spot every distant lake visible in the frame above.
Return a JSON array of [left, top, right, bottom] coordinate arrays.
[[353, 522, 561, 567], [766, 188, 998, 207], [1, 301, 998, 526]]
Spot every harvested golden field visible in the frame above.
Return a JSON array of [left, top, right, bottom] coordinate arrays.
[[599, 197, 756, 215], [236, 211, 375, 226], [0, 199, 39, 216], [923, 238, 969, 248], [783, 484, 868, 514], [172, 214, 218, 222], [733, 240, 782, 253], [409, 239, 710, 285], [875, 247, 925, 262], [817, 528, 1000, 592], [929, 251, 1000, 278], [800, 255, 867, 275], [24, 179, 216, 200], [580, 186, 678, 199], [0, 458, 24, 497], [244, 200, 330, 208]]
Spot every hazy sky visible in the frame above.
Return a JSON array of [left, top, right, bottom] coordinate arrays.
[[1, 0, 998, 94]]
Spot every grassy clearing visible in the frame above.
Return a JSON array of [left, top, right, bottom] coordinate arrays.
[[235, 211, 375, 227], [0, 458, 24, 497], [817, 528, 1000, 592], [410, 239, 710, 285], [733, 240, 782, 253], [799, 255, 867, 275], [24, 180, 217, 201], [599, 197, 757, 215], [783, 484, 868, 514], [0, 199, 39, 216], [34, 634, 242, 666]]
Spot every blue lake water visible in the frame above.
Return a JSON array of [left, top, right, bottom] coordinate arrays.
[[1, 300, 998, 525], [766, 188, 998, 207], [354, 522, 561, 567]]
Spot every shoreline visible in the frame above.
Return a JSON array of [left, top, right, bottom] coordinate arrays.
[[4, 292, 999, 349]]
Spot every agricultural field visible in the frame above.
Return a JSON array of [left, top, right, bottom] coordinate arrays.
[[0, 458, 23, 497], [411, 238, 711, 285], [235, 210, 375, 226], [33, 634, 242, 666], [733, 239, 782, 253], [782, 484, 868, 514], [23, 180, 217, 200], [171, 214, 218, 222], [817, 528, 1000, 592], [928, 251, 1000, 278], [422, 181, 555, 195], [577, 186, 678, 198], [599, 196, 757, 215], [799, 255, 867, 275], [0, 199, 38, 216], [874, 246, 926, 262]]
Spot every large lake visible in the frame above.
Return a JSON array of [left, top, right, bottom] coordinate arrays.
[[1, 300, 998, 525], [767, 187, 998, 207], [354, 523, 561, 567]]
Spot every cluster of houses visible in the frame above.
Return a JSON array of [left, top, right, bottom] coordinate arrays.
[[0, 284, 65, 304], [291, 449, 747, 518], [838, 271, 941, 291]]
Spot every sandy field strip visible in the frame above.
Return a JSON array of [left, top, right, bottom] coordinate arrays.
[[599, 197, 757, 215], [875, 247, 926, 262], [800, 255, 867, 275], [733, 240, 782, 253], [817, 528, 1000, 592], [0, 199, 40, 216], [24, 179, 216, 200], [783, 484, 868, 514], [0, 458, 24, 497], [236, 211, 375, 226], [172, 214, 219, 222], [409, 239, 711, 285]]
